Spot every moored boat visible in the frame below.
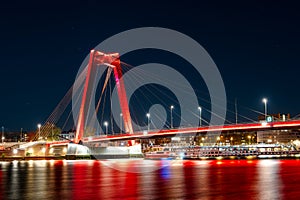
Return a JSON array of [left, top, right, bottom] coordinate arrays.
[[143, 144, 300, 160]]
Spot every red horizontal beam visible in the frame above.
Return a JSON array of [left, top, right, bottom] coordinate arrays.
[[81, 120, 300, 143]]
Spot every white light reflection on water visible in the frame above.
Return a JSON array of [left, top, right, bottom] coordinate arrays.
[[100, 159, 163, 173], [257, 159, 282, 200], [194, 160, 210, 199]]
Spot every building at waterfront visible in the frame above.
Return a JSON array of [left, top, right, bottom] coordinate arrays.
[[257, 129, 300, 144], [59, 130, 75, 141], [258, 113, 291, 121]]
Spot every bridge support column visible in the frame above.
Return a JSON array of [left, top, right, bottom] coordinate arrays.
[[75, 50, 133, 144]]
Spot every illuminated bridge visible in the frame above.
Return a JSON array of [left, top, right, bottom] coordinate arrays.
[[19, 50, 300, 158]]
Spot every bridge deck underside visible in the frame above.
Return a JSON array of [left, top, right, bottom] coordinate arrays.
[[81, 120, 300, 143]]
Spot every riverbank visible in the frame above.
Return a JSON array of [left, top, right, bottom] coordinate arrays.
[[0, 156, 65, 161], [2, 155, 300, 161]]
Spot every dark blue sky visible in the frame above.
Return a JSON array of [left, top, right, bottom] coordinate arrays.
[[1, 1, 300, 131]]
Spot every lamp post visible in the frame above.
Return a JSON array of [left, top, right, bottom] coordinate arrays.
[[170, 105, 174, 129], [37, 124, 41, 140], [1, 126, 4, 143], [198, 106, 202, 127], [262, 98, 268, 119], [20, 128, 23, 142], [146, 113, 150, 132], [120, 113, 123, 134], [104, 121, 108, 135]]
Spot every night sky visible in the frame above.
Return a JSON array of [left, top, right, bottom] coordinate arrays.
[[1, 1, 300, 131]]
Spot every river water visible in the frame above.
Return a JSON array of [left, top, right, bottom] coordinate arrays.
[[1, 159, 300, 199]]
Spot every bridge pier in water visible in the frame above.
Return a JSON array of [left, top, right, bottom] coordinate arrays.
[[66, 140, 143, 160]]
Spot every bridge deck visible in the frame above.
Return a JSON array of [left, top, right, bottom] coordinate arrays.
[[81, 120, 300, 143]]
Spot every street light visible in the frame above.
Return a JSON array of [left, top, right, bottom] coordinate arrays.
[[262, 98, 268, 119], [198, 106, 202, 127], [104, 121, 108, 135], [120, 113, 123, 134], [170, 105, 174, 129], [201, 137, 205, 144], [37, 124, 41, 140], [1, 126, 4, 143], [20, 128, 23, 142], [146, 113, 150, 132]]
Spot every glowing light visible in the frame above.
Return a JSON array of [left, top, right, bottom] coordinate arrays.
[[49, 160, 55, 166], [199, 157, 208, 160], [13, 149, 18, 154], [261, 121, 268, 126], [262, 98, 267, 104], [179, 152, 185, 159], [28, 148, 34, 154], [258, 159, 279, 166], [172, 137, 180, 141]]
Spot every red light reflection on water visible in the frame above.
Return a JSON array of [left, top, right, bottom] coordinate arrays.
[[1, 159, 300, 199], [65, 159, 300, 199], [280, 159, 300, 200], [0, 166, 3, 198]]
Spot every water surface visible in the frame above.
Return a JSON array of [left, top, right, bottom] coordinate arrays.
[[1, 159, 300, 199]]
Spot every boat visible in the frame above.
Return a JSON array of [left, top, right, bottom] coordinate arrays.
[[143, 144, 300, 160], [144, 147, 176, 159]]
